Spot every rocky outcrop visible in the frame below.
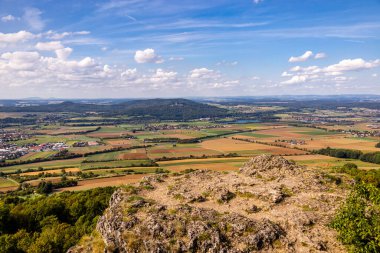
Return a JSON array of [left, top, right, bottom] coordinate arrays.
[[70, 155, 348, 253]]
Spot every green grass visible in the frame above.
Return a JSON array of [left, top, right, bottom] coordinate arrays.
[[86, 167, 159, 175], [0, 178, 19, 187], [0, 158, 84, 173], [80, 159, 152, 170], [84, 150, 125, 162], [295, 158, 379, 169], [14, 151, 58, 162]]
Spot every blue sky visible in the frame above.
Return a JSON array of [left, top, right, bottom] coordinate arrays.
[[0, 0, 379, 98]]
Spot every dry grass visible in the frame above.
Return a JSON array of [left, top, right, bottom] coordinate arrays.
[[164, 163, 239, 172], [303, 137, 379, 152], [57, 174, 146, 191], [20, 167, 80, 176], [200, 138, 307, 155]]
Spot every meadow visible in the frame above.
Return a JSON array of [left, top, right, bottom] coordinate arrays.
[[1, 120, 379, 192]]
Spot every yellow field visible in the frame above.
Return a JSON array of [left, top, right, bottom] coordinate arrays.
[[163, 163, 239, 172], [21, 168, 80, 176], [57, 174, 145, 191], [200, 138, 306, 155], [302, 137, 379, 152]]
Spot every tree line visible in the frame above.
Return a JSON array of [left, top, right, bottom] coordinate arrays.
[[316, 147, 380, 164]]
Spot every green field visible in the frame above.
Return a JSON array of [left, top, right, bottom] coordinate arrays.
[[0, 178, 19, 188], [81, 159, 152, 170]]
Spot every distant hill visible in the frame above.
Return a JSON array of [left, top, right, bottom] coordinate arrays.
[[0, 99, 227, 120]]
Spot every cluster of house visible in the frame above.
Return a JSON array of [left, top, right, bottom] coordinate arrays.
[[0, 130, 32, 142], [142, 124, 227, 132], [342, 130, 380, 138], [28, 142, 69, 152], [0, 142, 69, 162], [0, 144, 29, 161], [72, 141, 99, 147], [275, 139, 306, 145]]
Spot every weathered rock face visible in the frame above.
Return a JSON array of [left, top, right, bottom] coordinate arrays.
[[239, 154, 301, 178], [70, 155, 348, 253]]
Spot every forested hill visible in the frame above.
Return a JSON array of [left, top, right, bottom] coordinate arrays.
[[0, 99, 228, 120]]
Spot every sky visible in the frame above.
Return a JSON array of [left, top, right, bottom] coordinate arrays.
[[0, 0, 379, 98]]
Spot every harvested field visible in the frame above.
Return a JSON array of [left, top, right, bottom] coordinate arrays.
[[87, 132, 131, 139], [25, 177, 66, 186], [285, 154, 335, 161], [164, 163, 239, 172], [157, 157, 247, 166], [147, 145, 222, 159], [57, 174, 146, 191], [200, 138, 307, 156], [20, 167, 80, 176], [104, 139, 140, 147], [117, 148, 148, 160], [302, 137, 380, 152], [252, 127, 339, 139]]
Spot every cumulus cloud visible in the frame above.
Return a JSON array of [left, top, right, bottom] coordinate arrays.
[[253, 0, 264, 4], [324, 58, 380, 73], [188, 68, 239, 89], [121, 68, 137, 79], [55, 48, 73, 60], [0, 31, 36, 44], [281, 57, 380, 85], [281, 75, 308, 85], [23, 7, 45, 31], [1, 15, 17, 22], [189, 68, 216, 79], [315, 52, 326, 59], [289, 51, 313, 63], [134, 48, 163, 64], [35, 41, 64, 51], [1, 51, 40, 71]]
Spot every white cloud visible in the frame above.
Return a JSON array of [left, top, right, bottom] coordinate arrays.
[[23, 8, 45, 31], [216, 60, 238, 66], [253, 0, 264, 4], [1, 51, 40, 70], [373, 73, 378, 77], [281, 75, 308, 85], [189, 68, 216, 79], [281, 71, 292, 77], [289, 51, 313, 63], [134, 48, 163, 64], [315, 52, 327, 59], [121, 68, 137, 79], [35, 41, 64, 51], [0, 31, 36, 44], [324, 58, 380, 73], [45, 30, 91, 40], [281, 57, 380, 85], [1, 15, 17, 22], [188, 68, 239, 89], [169, 56, 184, 61], [55, 48, 73, 60], [150, 69, 178, 86]]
